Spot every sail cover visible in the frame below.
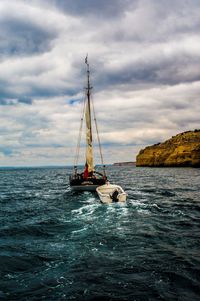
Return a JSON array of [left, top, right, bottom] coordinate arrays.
[[85, 97, 94, 172]]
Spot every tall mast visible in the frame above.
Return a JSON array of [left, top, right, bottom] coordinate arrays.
[[85, 55, 94, 172]]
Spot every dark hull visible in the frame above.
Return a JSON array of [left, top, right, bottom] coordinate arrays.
[[69, 177, 106, 191]]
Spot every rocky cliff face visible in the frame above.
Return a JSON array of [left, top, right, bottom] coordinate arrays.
[[136, 130, 200, 167]]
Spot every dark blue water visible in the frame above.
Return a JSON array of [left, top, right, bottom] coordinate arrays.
[[0, 166, 200, 301]]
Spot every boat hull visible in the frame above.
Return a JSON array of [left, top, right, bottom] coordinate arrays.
[[98, 193, 127, 203], [69, 177, 106, 191], [96, 183, 127, 203], [70, 184, 99, 191]]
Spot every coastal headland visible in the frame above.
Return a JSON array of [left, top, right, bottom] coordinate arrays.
[[136, 130, 200, 167]]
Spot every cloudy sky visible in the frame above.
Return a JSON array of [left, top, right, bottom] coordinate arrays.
[[0, 0, 200, 166]]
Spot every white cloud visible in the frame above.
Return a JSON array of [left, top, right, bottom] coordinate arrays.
[[0, 0, 200, 166]]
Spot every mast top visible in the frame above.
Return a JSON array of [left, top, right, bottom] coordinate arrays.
[[85, 54, 92, 92], [85, 54, 89, 68]]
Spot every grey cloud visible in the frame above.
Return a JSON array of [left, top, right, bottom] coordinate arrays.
[[0, 19, 57, 57], [1, 0, 200, 166], [0, 80, 79, 106], [0, 83, 33, 105], [48, 0, 136, 18], [0, 99, 15, 106], [31, 85, 79, 98], [92, 54, 200, 92], [0, 98, 32, 105], [25, 142, 64, 148], [17, 97, 33, 104], [96, 0, 200, 44], [1, 0, 199, 104]]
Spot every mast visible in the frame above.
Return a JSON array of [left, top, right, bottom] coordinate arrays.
[[85, 56, 94, 173]]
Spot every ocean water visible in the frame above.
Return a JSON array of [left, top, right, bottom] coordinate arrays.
[[0, 166, 200, 301]]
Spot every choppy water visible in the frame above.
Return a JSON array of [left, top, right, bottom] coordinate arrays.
[[0, 166, 200, 301]]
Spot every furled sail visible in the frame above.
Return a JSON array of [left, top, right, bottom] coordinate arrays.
[[85, 58, 94, 173]]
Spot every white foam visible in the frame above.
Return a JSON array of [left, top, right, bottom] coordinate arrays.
[[71, 226, 88, 235], [71, 203, 99, 217]]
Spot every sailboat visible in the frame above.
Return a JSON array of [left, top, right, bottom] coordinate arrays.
[[69, 57, 107, 191]]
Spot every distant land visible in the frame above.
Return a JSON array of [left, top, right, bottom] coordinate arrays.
[[113, 162, 136, 166], [136, 130, 200, 167]]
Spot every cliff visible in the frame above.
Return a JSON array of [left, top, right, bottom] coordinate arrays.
[[136, 130, 200, 167]]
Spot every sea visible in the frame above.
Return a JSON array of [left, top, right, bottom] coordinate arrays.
[[0, 166, 199, 301]]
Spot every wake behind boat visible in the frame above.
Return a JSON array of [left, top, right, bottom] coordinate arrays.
[[69, 57, 107, 191]]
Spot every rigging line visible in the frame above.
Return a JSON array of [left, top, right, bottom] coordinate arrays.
[[74, 95, 86, 167], [91, 94, 105, 167], [74, 94, 86, 167]]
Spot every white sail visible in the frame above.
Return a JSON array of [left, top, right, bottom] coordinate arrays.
[[85, 94, 94, 172]]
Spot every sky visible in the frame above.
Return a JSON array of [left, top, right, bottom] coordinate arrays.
[[0, 0, 200, 166]]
